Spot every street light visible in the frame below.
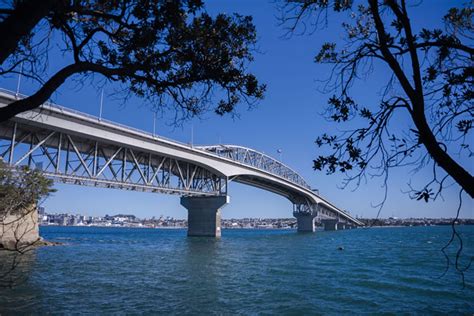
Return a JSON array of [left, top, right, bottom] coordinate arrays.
[[153, 111, 157, 137], [15, 62, 23, 98], [277, 149, 282, 162], [99, 89, 104, 121]]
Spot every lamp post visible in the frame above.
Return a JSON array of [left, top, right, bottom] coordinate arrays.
[[153, 111, 156, 137], [99, 89, 104, 121], [15, 62, 23, 98], [277, 149, 282, 162]]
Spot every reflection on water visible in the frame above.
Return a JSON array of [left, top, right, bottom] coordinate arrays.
[[0, 249, 41, 312], [182, 238, 221, 312], [0, 226, 472, 314], [0, 249, 37, 288]]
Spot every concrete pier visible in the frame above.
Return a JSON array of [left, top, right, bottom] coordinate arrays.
[[180, 195, 229, 237], [337, 223, 346, 230], [295, 213, 317, 232], [322, 219, 338, 231]]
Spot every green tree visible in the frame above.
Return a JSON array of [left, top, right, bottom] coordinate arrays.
[[0, 159, 54, 220], [0, 158, 55, 251], [0, 0, 265, 122], [0, 159, 55, 287]]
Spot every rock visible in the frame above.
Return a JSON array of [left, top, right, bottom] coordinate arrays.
[[0, 204, 39, 250], [35, 238, 63, 247]]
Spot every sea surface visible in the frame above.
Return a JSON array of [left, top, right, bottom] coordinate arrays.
[[0, 225, 473, 314]]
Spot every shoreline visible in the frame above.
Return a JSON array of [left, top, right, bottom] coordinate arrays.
[[39, 224, 473, 230]]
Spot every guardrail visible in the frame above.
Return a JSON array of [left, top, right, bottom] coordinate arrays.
[[0, 88, 189, 146]]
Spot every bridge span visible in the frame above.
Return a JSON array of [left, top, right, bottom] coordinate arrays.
[[0, 89, 363, 236]]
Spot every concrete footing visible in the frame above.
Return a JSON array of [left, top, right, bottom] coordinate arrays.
[[322, 219, 338, 231], [295, 213, 316, 232], [180, 195, 229, 237], [337, 223, 346, 230]]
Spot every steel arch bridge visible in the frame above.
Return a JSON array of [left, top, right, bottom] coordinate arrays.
[[0, 89, 363, 236]]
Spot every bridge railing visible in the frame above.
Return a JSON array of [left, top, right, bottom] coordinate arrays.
[[197, 145, 311, 190], [0, 88, 311, 191], [0, 88, 189, 147]]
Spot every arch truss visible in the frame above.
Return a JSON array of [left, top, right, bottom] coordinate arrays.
[[197, 145, 310, 189]]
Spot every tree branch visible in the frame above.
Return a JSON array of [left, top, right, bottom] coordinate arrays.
[[0, 0, 62, 65]]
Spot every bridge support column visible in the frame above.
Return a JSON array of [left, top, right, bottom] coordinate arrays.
[[295, 213, 316, 232], [181, 195, 229, 237], [322, 219, 338, 231], [337, 223, 346, 230]]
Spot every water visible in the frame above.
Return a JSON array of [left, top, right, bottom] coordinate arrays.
[[0, 226, 473, 314]]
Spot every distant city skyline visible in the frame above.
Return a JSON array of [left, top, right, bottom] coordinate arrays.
[[40, 209, 474, 228], [2, 0, 472, 220]]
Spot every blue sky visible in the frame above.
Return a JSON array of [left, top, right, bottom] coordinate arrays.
[[1, 0, 472, 219]]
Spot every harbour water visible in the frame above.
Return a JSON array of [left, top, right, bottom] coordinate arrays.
[[0, 225, 473, 314]]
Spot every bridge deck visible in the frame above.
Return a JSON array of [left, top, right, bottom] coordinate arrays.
[[0, 89, 364, 227]]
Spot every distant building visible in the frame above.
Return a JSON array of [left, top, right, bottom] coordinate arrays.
[[38, 206, 45, 217]]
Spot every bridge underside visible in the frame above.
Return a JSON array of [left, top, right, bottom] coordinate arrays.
[[0, 121, 227, 196], [232, 175, 358, 232]]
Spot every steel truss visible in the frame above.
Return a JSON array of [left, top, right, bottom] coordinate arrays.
[[0, 122, 226, 196], [198, 145, 311, 189], [292, 199, 317, 216], [292, 199, 344, 222]]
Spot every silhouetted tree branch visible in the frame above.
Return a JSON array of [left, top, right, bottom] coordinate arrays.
[[0, 0, 265, 123], [280, 0, 473, 280]]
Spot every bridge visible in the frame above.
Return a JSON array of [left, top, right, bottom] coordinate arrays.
[[0, 89, 363, 237]]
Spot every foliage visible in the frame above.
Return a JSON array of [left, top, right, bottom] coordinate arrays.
[[280, 0, 473, 200], [280, 0, 473, 283], [0, 159, 54, 288], [0, 159, 55, 218], [0, 0, 265, 122]]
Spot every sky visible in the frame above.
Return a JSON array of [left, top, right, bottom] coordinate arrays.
[[1, 0, 472, 219]]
